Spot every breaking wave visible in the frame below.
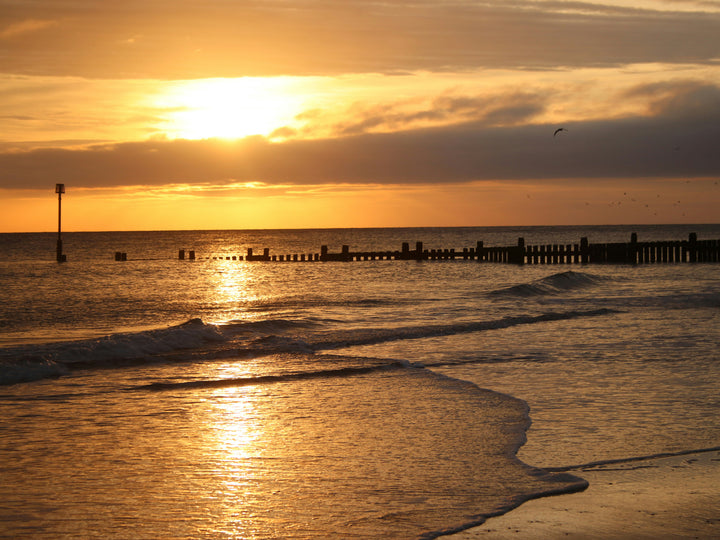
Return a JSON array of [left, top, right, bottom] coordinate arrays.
[[0, 308, 619, 387], [0, 318, 225, 386], [489, 270, 604, 297]]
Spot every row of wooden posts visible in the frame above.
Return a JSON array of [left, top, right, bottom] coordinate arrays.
[[163, 233, 720, 265]]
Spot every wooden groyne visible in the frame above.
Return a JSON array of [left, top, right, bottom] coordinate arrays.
[[167, 233, 720, 265]]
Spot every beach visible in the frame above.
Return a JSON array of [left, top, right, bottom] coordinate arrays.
[[452, 450, 720, 539]]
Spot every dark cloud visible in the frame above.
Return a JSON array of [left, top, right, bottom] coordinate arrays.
[[624, 80, 720, 117], [332, 92, 547, 136], [2, 81, 719, 190], [0, 1, 719, 78]]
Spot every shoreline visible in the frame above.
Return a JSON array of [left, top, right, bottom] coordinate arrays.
[[449, 449, 720, 539]]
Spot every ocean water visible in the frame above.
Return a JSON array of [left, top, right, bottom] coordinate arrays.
[[1, 225, 719, 538]]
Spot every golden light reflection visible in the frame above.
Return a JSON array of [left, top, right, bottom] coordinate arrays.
[[206, 259, 270, 324], [214, 260, 253, 303], [209, 385, 259, 455], [154, 77, 307, 140]]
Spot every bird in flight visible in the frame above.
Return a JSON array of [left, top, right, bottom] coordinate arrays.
[[553, 128, 568, 137]]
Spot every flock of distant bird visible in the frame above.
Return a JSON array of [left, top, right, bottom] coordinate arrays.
[[548, 127, 717, 217]]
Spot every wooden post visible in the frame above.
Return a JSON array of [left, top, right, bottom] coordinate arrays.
[[580, 237, 589, 263], [630, 233, 638, 264], [512, 237, 525, 265]]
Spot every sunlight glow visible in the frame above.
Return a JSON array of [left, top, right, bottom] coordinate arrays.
[[156, 78, 306, 140]]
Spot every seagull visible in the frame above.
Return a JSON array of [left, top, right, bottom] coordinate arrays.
[[553, 128, 568, 137]]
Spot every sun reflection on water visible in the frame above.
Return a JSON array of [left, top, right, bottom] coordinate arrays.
[[200, 381, 267, 536], [203, 260, 269, 323]]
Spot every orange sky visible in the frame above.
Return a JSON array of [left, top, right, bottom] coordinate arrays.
[[1, 0, 719, 231]]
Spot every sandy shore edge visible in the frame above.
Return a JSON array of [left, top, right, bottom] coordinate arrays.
[[449, 449, 720, 539]]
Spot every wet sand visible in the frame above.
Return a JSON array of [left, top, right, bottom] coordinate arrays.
[[451, 450, 720, 539]]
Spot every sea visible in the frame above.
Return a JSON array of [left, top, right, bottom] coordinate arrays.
[[1, 224, 719, 539]]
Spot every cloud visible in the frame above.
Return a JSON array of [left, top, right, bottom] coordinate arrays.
[[1, 81, 718, 190], [0, 19, 57, 39], [623, 79, 720, 117], [333, 91, 548, 136], [0, 1, 719, 78]]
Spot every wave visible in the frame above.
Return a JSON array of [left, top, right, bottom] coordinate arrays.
[[298, 308, 620, 352], [611, 291, 720, 310], [489, 270, 605, 297], [136, 361, 410, 392], [243, 296, 396, 312], [0, 318, 226, 386], [219, 318, 323, 334], [544, 445, 720, 472], [0, 308, 619, 387]]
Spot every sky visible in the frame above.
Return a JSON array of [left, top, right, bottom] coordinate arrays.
[[1, 0, 719, 231]]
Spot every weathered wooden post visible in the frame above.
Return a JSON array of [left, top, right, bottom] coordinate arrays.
[[630, 233, 638, 264], [515, 237, 525, 265], [55, 184, 67, 262], [688, 233, 698, 263], [580, 237, 589, 263]]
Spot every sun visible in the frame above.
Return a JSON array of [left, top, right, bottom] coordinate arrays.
[[156, 77, 305, 140]]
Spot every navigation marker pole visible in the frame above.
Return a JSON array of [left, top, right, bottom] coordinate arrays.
[[56, 183, 66, 263]]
